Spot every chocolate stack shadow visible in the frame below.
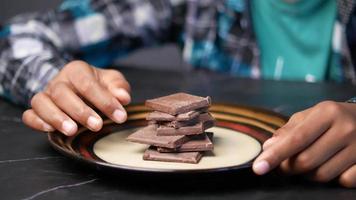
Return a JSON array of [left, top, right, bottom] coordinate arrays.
[[127, 93, 216, 164]]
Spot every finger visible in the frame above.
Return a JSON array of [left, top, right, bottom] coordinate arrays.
[[263, 108, 313, 150], [22, 109, 55, 132], [263, 123, 296, 150], [31, 92, 78, 136], [253, 109, 331, 175], [98, 69, 131, 91], [280, 126, 347, 174], [109, 87, 131, 106], [280, 108, 313, 132], [47, 82, 103, 132], [68, 68, 127, 124], [339, 164, 356, 188], [310, 146, 356, 183], [262, 136, 278, 150], [99, 69, 131, 105]]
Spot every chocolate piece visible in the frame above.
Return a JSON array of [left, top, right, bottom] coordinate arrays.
[[143, 147, 203, 164], [126, 125, 188, 148], [146, 108, 209, 122], [156, 113, 215, 136], [157, 132, 214, 152], [176, 109, 204, 121], [146, 111, 175, 121], [159, 116, 199, 128], [145, 93, 211, 115]]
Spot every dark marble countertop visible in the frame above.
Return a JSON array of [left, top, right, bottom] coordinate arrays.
[[1, 68, 355, 200]]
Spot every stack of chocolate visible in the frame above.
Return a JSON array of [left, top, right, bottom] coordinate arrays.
[[126, 93, 215, 164]]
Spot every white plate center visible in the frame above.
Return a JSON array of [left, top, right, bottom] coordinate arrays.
[[93, 127, 262, 171]]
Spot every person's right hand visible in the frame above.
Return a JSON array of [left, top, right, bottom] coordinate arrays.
[[22, 60, 131, 136]]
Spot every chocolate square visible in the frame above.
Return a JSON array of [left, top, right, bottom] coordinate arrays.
[[146, 111, 176, 121], [126, 125, 188, 148], [156, 113, 215, 136], [159, 116, 199, 128], [143, 147, 203, 164], [145, 93, 211, 115], [157, 132, 214, 152], [146, 108, 209, 122]]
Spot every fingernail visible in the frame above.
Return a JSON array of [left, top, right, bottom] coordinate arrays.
[[42, 123, 54, 132], [113, 88, 131, 104], [62, 120, 77, 136], [113, 109, 127, 123], [87, 116, 102, 131], [253, 160, 270, 175]]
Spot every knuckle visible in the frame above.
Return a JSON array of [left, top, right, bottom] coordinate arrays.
[[340, 122, 356, 139], [290, 132, 304, 146], [317, 101, 341, 115], [79, 79, 97, 94], [115, 79, 131, 92], [294, 153, 313, 172], [290, 112, 304, 122], [274, 127, 287, 136], [49, 83, 64, 102], [279, 164, 288, 173], [339, 130, 354, 142], [108, 69, 124, 78], [101, 97, 116, 113], [339, 172, 356, 188], [314, 168, 331, 182], [65, 61, 92, 81], [73, 106, 90, 121], [266, 149, 281, 165], [124, 82, 131, 92], [45, 81, 55, 92], [279, 160, 291, 173], [30, 92, 45, 108], [105, 70, 130, 91], [22, 110, 31, 123], [65, 60, 89, 71]]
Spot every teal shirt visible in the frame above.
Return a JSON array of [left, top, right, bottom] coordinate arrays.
[[251, 0, 337, 81]]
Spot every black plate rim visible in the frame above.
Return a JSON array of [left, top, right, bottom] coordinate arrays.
[[48, 103, 288, 174]]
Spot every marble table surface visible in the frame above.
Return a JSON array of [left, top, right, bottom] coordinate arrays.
[[1, 68, 355, 200]]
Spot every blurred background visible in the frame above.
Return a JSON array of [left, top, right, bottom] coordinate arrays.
[[0, 0, 186, 72], [2, 0, 356, 70], [0, 0, 61, 22]]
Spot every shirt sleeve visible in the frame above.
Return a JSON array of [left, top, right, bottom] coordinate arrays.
[[0, 13, 73, 106], [0, 0, 179, 107]]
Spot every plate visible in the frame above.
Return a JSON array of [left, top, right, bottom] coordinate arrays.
[[48, 104, 287, 173]]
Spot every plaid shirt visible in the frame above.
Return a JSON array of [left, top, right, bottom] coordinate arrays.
[[0, 0, 355, 106]]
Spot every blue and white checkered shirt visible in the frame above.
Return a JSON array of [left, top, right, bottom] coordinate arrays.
[[0, 0, 355, 106]]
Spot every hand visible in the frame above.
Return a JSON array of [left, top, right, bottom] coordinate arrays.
[[22, 61, 131, 136], [253, 101, 356, 188]]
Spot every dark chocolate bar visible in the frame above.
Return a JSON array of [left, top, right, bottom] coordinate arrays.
[[126, 125, 188, 148], [157, 132, 214, 153], [146, 111, 176, 121], [159, 116, 199, 128], [145, 93, 211, 115], [156, 113, 215, 136], [146, 108, 209, 122], [143, 147, 203, 164]]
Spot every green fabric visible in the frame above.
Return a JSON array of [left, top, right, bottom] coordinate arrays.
[[251, 0, 337, 81]]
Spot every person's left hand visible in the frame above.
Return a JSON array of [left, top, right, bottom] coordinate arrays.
[[252, 101, 356, 188]]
